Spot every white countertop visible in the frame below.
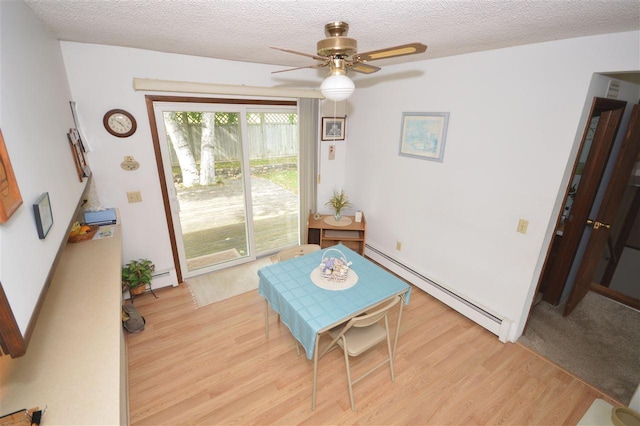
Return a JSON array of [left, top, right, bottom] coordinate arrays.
[[0, 227, 125, 424]]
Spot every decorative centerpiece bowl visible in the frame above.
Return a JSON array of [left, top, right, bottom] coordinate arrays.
[[68, 224, 99, 243], [319, 248, 352, 282]]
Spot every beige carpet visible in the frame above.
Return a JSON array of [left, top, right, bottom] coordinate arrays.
[[186, 256, 276, 308], [519, 291, 640, 404]]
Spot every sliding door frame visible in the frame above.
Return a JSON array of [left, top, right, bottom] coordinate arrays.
[[145, 95, 296, 283]]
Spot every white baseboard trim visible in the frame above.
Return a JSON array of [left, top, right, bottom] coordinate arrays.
[[365, 245, 513, 342], [151, 268, 178, 289]]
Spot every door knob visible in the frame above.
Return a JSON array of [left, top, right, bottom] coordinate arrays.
[[586, 219, 611, 230]]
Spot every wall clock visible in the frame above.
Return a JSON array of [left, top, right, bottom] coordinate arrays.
[[103, 109, 137, 138]]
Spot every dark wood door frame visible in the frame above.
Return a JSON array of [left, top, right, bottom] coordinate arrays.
[[564, 104, 640, 315], [541, 98, 627, 305]]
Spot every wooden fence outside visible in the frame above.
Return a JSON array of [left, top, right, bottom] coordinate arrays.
[[168, 119, 298, 165]]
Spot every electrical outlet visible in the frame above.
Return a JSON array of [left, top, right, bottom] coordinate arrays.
[[396, 241, 402, 251], [328, 145, 336, 160], [124, 155, 135, 162], [127, 191, 142, 203], [517, 219, 529, 234]]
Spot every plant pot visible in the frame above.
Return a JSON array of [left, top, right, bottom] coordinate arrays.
[[129, 284, 147, 296]]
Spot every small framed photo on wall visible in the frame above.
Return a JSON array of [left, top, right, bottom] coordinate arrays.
[[321, 117, 346, 141], [33, 192, 53, 239]]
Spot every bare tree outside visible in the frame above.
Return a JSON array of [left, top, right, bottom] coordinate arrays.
[[200, 112, 216, 185], [164, 112, 199, 187]]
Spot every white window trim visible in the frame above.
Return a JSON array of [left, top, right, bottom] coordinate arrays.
[[134, 78, 324, 99]]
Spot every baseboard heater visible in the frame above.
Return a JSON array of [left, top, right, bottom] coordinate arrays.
[[365, 244, 511, 342], [150, 268, 178, 289]]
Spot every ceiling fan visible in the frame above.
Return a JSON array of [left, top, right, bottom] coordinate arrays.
[[271, 21, 427, 101]]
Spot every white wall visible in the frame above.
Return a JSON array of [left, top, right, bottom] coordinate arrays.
[[0, 1, 84, 334], [59, 42, 324, 280], [343, 31, 640, 340]]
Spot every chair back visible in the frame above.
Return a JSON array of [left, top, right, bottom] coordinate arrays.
[[344, 295, 401, 331], [277, 244, 321, 262]]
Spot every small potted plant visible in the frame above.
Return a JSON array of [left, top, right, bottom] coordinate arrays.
[[325, 188, 352, 221], [122, 258, 155, 296]]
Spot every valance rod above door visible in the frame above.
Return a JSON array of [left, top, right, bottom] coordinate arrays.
[[133, 78, 325, 99]]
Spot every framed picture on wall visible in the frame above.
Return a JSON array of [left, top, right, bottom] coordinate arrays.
[[321, 117, 346, 141], [67, 129, 89, 181], [0, 129, 24, 223], [33, 192, 53, 239], [399, 112, 450, 162], [70, 101, 92, 152]]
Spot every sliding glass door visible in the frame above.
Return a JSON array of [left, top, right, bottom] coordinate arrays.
[[153, 102, 299, 278]]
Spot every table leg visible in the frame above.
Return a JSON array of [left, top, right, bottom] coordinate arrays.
[[312, 333, 320, 411]]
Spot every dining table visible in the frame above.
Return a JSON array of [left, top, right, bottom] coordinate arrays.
[[258, 244, 411, 410]]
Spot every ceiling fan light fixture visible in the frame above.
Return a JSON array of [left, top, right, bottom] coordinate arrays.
[[320, 74, 354, 101], [272, 21, 427, 101]]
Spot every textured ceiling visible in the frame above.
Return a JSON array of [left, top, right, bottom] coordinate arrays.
[[24, 0, 640, 71]]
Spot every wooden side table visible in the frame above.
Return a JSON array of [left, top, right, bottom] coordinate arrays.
[[307, 213, 366, 255]]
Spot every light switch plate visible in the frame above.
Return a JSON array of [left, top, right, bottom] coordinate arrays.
[[127, 191, 142, 203], [517, 219, 529, 234]]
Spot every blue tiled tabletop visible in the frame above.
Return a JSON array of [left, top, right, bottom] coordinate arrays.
[[258, 245, 411, 359]]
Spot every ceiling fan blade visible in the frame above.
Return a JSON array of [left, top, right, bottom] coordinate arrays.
[[350, 63, 381, 74], [272, 63, 328, 74], [353, 43, 427, 62], [270, 46, 327, 61]]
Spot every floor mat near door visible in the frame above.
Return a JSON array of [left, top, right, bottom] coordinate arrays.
[[186, 256, 276, 308], [187, 248, 241, 270]]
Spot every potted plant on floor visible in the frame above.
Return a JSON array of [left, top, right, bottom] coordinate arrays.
[[122, 258, 155, 296]]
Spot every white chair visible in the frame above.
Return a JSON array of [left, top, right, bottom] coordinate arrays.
[[320, 295, 402, 411], [276, 244, 321, 262]]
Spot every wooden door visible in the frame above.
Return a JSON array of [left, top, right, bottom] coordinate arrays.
[[542, 98, 627, 305], [564, 104, 640, 315], [599, 186, 640, 289]]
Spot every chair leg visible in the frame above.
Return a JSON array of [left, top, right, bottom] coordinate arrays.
[[386, 332, 395, 382], [385, 317, 395, 382], [343, 346, 356, 411]]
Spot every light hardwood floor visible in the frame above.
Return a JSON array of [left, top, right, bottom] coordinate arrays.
[[126, 284, 617, 425]]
